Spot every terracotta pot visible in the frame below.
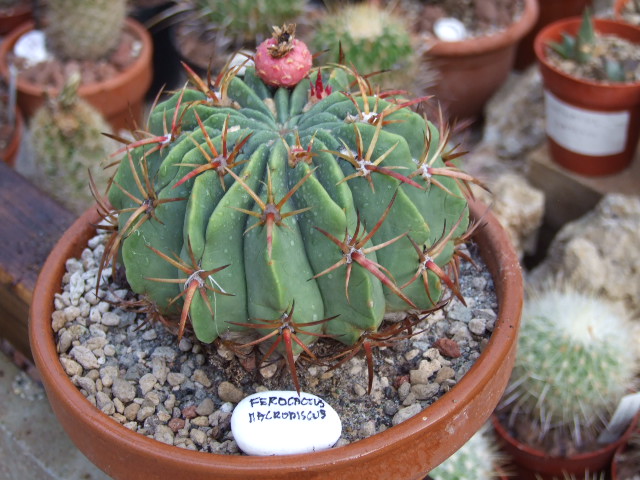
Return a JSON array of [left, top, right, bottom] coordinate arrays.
[[420, 0, 538, 121], [29, 199, 523, 480], [0, 1, 31, 35], [0, 105, 22, 167], [514, 0, 591, 70], [534, 17, 640, 176], [0, 18, 153, 131], [493, 414, 639, 480]]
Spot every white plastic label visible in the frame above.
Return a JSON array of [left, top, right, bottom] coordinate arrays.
[[544, 90, 630, 157], [598, 391, 640, 444]]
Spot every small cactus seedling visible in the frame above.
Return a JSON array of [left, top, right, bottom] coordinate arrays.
[[30, 74, 115, 214], [428, 425, 504, 480], [548, 8, 628, 82], [500, 282, 639, 447], [102, 26, 477, 393]]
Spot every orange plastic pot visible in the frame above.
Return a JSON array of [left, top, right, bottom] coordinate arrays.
[[0, 105, 22, 167], [493, 414, 639, 480], [0, 1, 31, 35], [514, 0, 591, 70], [29, 200, 523, 480], [421, 0, 538, 121], [534, 17, 640, 176], [0, 18, 153, 131]]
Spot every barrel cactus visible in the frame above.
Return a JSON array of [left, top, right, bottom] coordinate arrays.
[[102, 27, 478, 392], [45, 0, 126, 61], [500, 282, 639, 446]]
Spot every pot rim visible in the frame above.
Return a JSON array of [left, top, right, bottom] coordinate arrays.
[[492, 412, 640, 464], [0, 17, 153, 98], [423, 0, 539, 56], [534, 16, 640, 90], [29, 198, 523, 477]]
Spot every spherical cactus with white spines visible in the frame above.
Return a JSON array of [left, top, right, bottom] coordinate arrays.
[[310, 3, 418, 91], [103, 30, 478, 392], [502, 283, 639, 445], [428, 425, 503, 480]]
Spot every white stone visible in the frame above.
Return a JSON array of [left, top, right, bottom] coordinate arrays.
[[231, 391, 341, 456], [433, 18, 467, 42], [13, 29, 51, 66]]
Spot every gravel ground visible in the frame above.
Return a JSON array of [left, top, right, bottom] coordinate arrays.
[[52, 230, 497, 455]]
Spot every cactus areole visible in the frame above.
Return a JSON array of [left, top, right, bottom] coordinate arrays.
[[105, 29, 477, 391]]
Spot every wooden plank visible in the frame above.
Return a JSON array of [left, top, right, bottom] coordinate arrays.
[[0, 162, 76, 361]]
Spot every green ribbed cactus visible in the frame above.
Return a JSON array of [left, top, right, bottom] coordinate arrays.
[[31, 74, 114, 214], [45, 0, 126, 61], [501, 283, 639, 445], [102, 31, 477, 392], [428, 425, 502, 480], [311, 3, 417, 90]]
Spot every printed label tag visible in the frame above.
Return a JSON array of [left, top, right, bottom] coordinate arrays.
[[545, 90, 629, 157]]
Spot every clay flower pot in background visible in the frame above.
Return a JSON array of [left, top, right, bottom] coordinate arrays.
[[0, 19, 153, 131], [493, 415, 639, 480], [29, 199, 523, 480], [611, 430, 640, 480], [534, 17, 640, 176], [0, 0, 31, 35], [514, 0, 591, 70], [419, 0, 538, 122]]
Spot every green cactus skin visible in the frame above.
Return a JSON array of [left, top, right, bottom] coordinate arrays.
[[502, 284, 639, 445], [107, 63, 470, 356], [429, 425, 502, 480], [45, 0, 126, 61], [31, 75, 114, 215], [311, 3, 417, 91]]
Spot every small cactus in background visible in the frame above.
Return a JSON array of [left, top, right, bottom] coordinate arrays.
[[428, 425, 504, 479], [310, 2, 420, 92], [31, 74, 114, 214], [194, 0, 305, 47], [44, 0, 127, 61], [500, 282, 639, 447], [101, 27, 480, 393], [548, 8, 627, 82]]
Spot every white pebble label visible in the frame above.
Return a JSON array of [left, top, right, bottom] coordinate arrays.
[[231, 391, 342, 456], [544, 90, 630, 156]]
